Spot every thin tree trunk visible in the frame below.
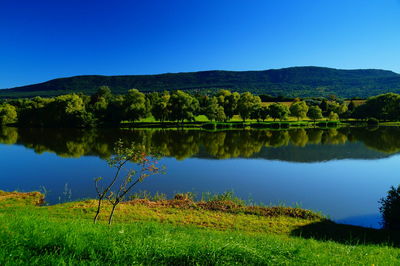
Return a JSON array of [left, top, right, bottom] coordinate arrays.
[[108, 204, 118, 225], [93, 197, 103, 223], [93, 163, 125, 224]]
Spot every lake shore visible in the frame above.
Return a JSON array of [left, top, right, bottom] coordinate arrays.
[[9, 119, 397, 130], [1, 191, 400, 264]]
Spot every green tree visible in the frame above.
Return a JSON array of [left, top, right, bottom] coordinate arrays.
[[105, 95, 126, 125], [44, 94, 95, 127], [319, 99, 328, 113], [325, 101, 347, 117], [151, 91, 170, 122], [336, 103, 348, 116], [289, 101, 309, 121], [307, 105, 323, 123], [269, 103, 289, 121], [348, 100, 356, 112], [328, 111, 339, 121], [379, 185, 400, 230], [0, 104, 17, 125], [215, 106, 226, 122], [353, 93, 400, 121], [250, 107, 261, 122], [17, 97, 53, 126], [216, 90, 240, 121], [124, 89, 149, 122], [237, 92, 261, 122], [169, 90, 199, 122], [259, 106, 269, 122], [203, 96, 221, 121], [90, 87, 113, 123], [95, 86, 112, 101]]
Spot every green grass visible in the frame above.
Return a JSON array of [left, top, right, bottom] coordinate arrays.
[[119, 115, 344, 130], [1, 191, 400, 265]]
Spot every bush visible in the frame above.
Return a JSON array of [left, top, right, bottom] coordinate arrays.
[[379, 185, 400, 229]]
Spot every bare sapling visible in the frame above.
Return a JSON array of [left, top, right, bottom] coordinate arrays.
[[94, 139, 163, 224]]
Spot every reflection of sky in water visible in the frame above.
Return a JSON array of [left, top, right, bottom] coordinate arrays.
[[1, 143, 399, 229]]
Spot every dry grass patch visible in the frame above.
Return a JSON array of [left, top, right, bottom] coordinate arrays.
[[0, 190, 44, 207]]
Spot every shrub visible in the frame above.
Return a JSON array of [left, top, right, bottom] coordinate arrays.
[[379, 185, 400, 229]]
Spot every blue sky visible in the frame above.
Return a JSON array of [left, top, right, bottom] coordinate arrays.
[[0, 0, 399, 88]]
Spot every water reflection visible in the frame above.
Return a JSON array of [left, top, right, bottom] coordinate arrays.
[[1, 126, 400, 162], [2, 126, 400, 228]]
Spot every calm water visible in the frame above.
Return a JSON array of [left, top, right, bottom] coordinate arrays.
[[1, 126, 400, 228]]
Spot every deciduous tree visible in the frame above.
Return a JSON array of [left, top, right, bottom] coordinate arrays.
[[307, 105, 323, 123], [289, 101, 309, 121], [237, 92, 261, 122], [269, 103, 289, 121]]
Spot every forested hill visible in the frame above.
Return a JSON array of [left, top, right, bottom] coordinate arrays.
[[1, 66, 400, 98]]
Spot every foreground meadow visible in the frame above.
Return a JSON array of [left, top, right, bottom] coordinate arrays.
[[1, 191, 400, 265]]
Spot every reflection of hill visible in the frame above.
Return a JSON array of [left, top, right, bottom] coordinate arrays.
[[0, 127, 398, 162], [244, 143, 389, 163]]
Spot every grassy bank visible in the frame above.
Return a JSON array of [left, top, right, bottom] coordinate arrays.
[[1, 191, 400, 265], [119, 114, 344, 129], [121, 120, 343, 130]]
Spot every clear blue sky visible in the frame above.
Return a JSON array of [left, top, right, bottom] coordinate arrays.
[[0, 0, 399, 88]]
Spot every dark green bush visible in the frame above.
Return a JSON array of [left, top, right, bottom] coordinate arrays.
[[379, 185, 400, 230]]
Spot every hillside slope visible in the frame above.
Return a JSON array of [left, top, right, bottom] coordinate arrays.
[[1, 66, 400, 98]]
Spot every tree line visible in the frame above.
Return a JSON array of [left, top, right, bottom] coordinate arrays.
[[3, 126, 400, 161], [0, 86, 398, 127]]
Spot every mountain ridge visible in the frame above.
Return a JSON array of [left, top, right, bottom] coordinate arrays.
[[2, 66, 400, 98]]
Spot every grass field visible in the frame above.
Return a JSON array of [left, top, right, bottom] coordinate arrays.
[[1, 191, 400, 265]]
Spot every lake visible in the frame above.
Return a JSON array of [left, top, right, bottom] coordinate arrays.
[[1, 126, 400, 228]]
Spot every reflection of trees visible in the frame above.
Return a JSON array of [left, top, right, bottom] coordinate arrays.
[[153, 130, 200, 160], [0, 127, 18, 144], [321, 129, 347, 145], [289, 129, 308, 147], [1, 126, 400, 160], [201, 132, 230, 158], [265, 131, 290, 147], [350, 127, 400, 153], [307, 129, 323, 144]]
